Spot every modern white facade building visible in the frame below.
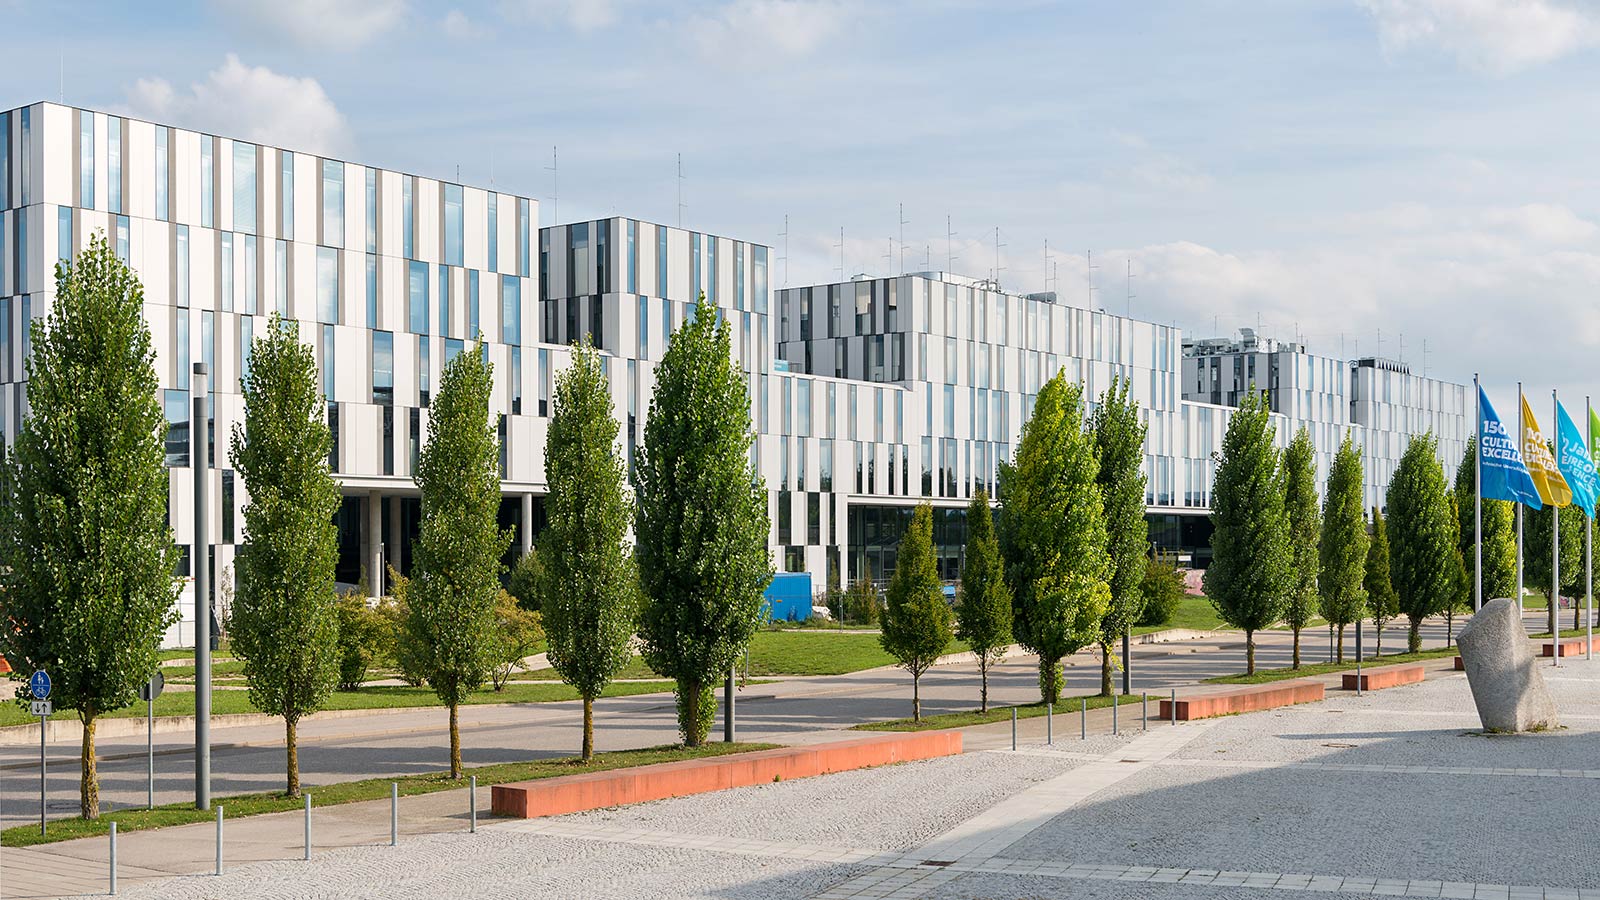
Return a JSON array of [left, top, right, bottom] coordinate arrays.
[[0, 101, 1473, 633]]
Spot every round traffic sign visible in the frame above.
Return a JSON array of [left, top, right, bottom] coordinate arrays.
[[29, 669, 50, 701], [139, 671, 165, 702]]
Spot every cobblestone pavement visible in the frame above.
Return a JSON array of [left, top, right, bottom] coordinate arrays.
[[93, 658, 1600, 898]]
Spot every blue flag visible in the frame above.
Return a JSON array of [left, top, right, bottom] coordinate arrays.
[[1479, 387, 1542, 509], [1556, 400, 1598, 518]]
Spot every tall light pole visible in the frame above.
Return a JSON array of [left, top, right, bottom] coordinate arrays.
[[193, 362, 211, 810]]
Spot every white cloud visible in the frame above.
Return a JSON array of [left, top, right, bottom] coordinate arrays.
[[442, 9, 488, 39], [686, 0, 851, 68], [499, 0, 618, 31], [125, 55, 352, 157], [210, 0, 408, 48], [1357, 0, 1600, 74]]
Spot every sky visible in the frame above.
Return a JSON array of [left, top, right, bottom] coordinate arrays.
[[6, 0, 1600, 415]]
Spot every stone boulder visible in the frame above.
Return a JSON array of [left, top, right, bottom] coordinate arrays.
[[1457, 597, 1558, 732]]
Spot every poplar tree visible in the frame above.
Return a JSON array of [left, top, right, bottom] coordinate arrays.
[[1385, 433, 1457, 653], [1090, 376, 1148, 695], [1318, 434, 1367, 662], [956, 489, 1011, 712], [997, 372, 1110, 705], [1452, 437, 1516, 606], [880, 504, 954, 721], [1282, 428, 1321, 669], [407, 343, 510, 778], [1366, 507, 1399, 657], [229, 314, 343, 797], [0, 236, 179, 819], [540, 338, 637, 761], [635, 294, 772, 747], [1204, 388, 1290, 675]]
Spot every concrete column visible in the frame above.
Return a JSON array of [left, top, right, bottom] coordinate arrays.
[[367, 491, 383, 600], [520, 493, 534, 556], [388, 496, 403, 576]]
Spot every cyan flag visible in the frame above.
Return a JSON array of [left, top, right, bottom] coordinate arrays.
[[1556, 400, 1598, 518], [1479, 387, 1542, 509]]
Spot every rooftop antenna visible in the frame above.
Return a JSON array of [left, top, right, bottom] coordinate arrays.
[[778, 214, 789, 288], [545, 146, 558, 223], [834, 227, 845, 280], [1087, 250, 1099, 310], [676, 153, 685, 228], [1422, 338, 1429, 377], [925, 244, 931, 270], [1044, 239, 1053, 293], [882, 239, 893, 274], [1125, 258, 1136, 318], [993, 227, 1005, 288], [1375, 327, 1382, 358], [946, 215, 958, 273], [898, 203, 909, 275]]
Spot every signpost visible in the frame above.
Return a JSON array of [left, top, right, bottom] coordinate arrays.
[[140, 672, 166, 809], [32, 669, 51, 835]]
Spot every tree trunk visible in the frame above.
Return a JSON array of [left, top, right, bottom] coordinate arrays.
[[286, 717, 300, 798], [978, 659, 989, 713], [81, 714, 98, 820], [912, 670, 921, 723], [1038, 658, 1063, 705], [1291, 627, 1301, 669], [1407, 618, 1421, 654], [582, 697, 594, 762], [1336, 625, 1345, 663], [683, 681, 703, 748], [1575, 598, 1582, 633], [1375, 622, 1383, 658], [449, 702, 461, 779], [1099, 642, 1113, 697], [1245, 630, 1256, 675]]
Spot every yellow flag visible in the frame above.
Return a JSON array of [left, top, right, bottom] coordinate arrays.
[[1521, 394, 1573, 508]]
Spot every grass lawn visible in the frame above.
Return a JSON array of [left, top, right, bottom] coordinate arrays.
[[0, 741, 777, 848], [1132, 595, 1229, 636], [1205, 646, 1461, 685], [0, 680, 677, 729], [521, 631, 972, 680], [855, 693, 1147, 732]]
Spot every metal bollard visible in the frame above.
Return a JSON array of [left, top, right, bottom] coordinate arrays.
[[304, 793, 312, 860], [216, 805, 224, 876], [109, 820, 118, 895], [391, 783, 399, 846], [1046, 703, 1053, 745], [1080, 698, 1086, 740], [1113, 697, 1119, 735], [1010, 708, 1017, 751], [1170, 689, 1177, 725], [469, 776, 477, 833], [1142, 693, 1148, 731]]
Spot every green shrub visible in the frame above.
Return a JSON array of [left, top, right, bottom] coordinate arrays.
[[489, 589, 544, 691], [334, 589, 386, 692], [507, 548, 543, 612], [1136, 555, 1186, 627], [844, 577, 880, 625]]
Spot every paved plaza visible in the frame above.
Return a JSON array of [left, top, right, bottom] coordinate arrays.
[[42, 652, 1595, 899]]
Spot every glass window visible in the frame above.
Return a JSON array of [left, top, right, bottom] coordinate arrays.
[[233, 142, 257, 234], [239, 315, 253, 382], [18, 108, 30, 208], [107, 117, 122, 214], [511, 346, 522, 414], [0, 111, 9, 210], [418, 335, 431, 405], [240, 235, 256, 315], [734, 242, 745, 310], [445, 337, 464, 365], [538, 348, 550, 416], [317, 247, 339, 324], [154, 126, 168, 221], [753, 245, 768, 314], [80, 113, 95, 210], [439, 266, 452, 336], [518, 198, 530, 277], [164, 389, 189, 467], [366, 253, 378, 329], [373, 331, 394, 405], [444, 183, 463, 267], [219, 234, 234, 312], [408, 261, 429, 334], [691, 233, 701, 300], [364, 167, 376, 253], [468, 269, 481, 339], [176, 226, 189, 308], [487, 194, 498, 273], [176, 310, 191, 384], [274, 239, 287, 316], [281, 152, 294, 240], [501, 275, 520, 345], [658, 226, 669, 297], [57, 207, 71, 264], [321, 159, 343, 248], [403, 177, 414, 259], [200, 138, 213, 228], [15, 212, 26, 295], [321, 324, 335, 400], [202, 310, 215, 379], [638, 294, 648, 358], [627, 219, 637, 293]]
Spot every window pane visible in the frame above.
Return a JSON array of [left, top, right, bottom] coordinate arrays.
[[281, 152, 294, 240], [80, 114, 94, 210], [501, 275, 520, 345], [233, 142, 257, 234], [107, 117, 122, 215], [321, 159, 343, 247], [372, 330, 393, 405], [317, 247, 339, 324], [444, 184, 463, 267], [408, 261, 429, 334], [487, 194, 498, 273], [154, 126, 168, 221], [200, 139, 213, 228]]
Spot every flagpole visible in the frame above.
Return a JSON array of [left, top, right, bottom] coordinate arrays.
[[1474, 374, 1482, 613], [1588, 395, 1594, 661], [1553, 388, 1561, 668], [1517, 382, 1524, 620]]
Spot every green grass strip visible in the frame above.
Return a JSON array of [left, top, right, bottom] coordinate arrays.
[[1205, 646, 1461, 685], [2, 741, 778, 848], [853, 693, 1147, 732]]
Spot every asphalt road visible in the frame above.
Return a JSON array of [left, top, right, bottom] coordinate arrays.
[[0, 611, 1539, 831]]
